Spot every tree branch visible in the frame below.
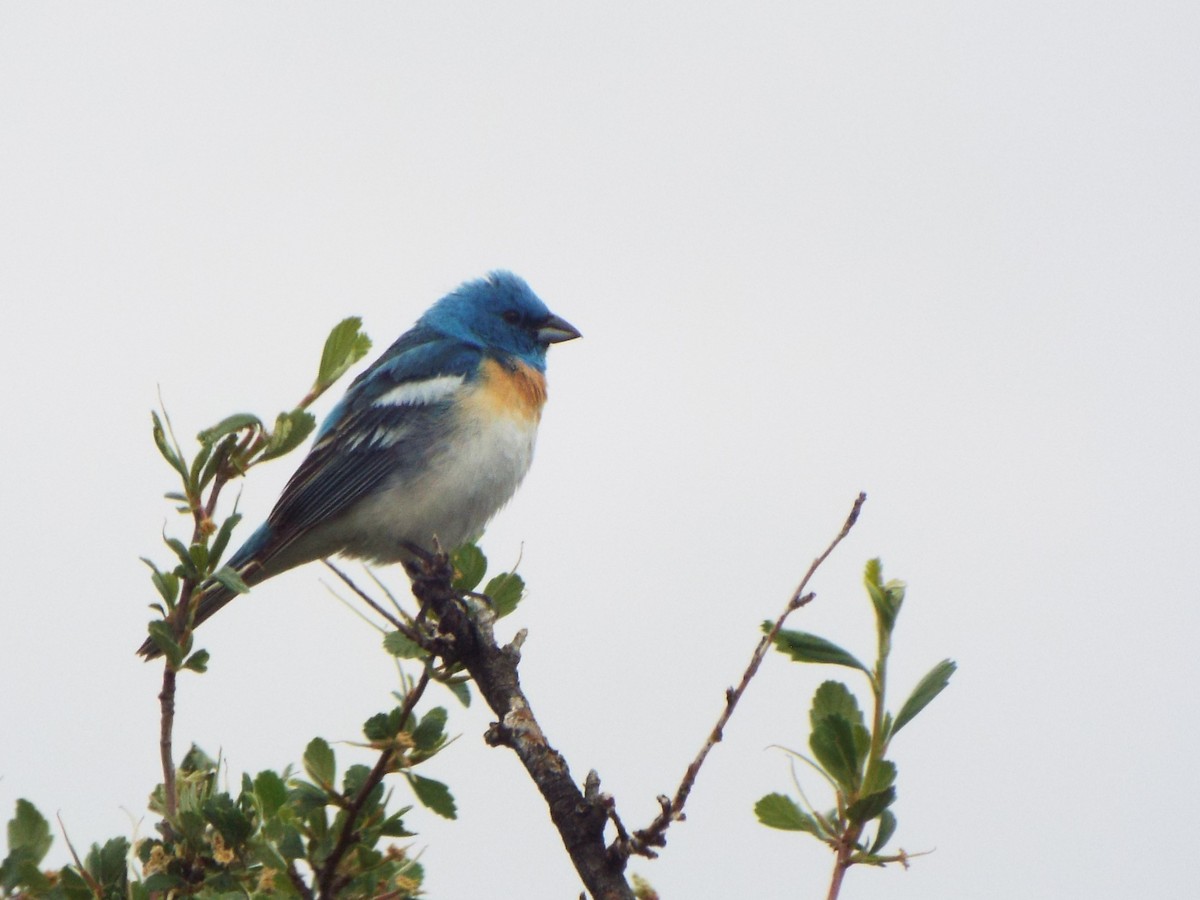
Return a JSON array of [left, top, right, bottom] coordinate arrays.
[[624, 492, 867, 857], [157, 667, 178, 819], [316, 668, 433, 899], [407, 556, 634, 900], [324, 559, 413, 635]]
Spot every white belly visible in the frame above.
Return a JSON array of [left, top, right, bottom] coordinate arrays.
[[338, 411, 539, 562]]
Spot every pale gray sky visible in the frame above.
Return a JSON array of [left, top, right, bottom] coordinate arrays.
[[2, 3, 1198, 898]]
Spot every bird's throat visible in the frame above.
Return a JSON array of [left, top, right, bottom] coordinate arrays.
[[476, 357, 547, 422]]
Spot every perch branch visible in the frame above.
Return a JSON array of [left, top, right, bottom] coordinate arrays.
[[407, 555, 634, 900]]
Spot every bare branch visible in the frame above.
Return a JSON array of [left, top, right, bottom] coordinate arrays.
[[323, 560, 414, 635], [157, 667, 178, 819], [624, 492, 867, 857]]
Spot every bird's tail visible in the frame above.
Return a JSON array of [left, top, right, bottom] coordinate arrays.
[[136, 577, 242, 659], [137, 523, 277, 659]]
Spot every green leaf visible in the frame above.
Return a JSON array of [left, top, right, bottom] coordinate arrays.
[[445, 679, 471, 708], [846, 787, 896, 824], [55, 867, 90, 895], [871, 809, 898, 853], [163, 535, 200, 579], [379, 809, 415, 838], [211, 565, 251, 596], [287, 781, 327, 817], [277, 824, 305, 860], [316, 317, 372, 389], [342, 764, 372, 796], [255, 853, 291, 887], [142, 872, 185, 892], [863, 558, 883, 591], [187, 541, 208, 574], [484, 572, 524, 618], [363, 710, 399, 742], [772, 629, 870, 674], [196, 434, 238, 492], [209, 513, 242, 567], [810, 681, 866, 732], [176, 810, 206, 845], [864, 559, 905, 635], [180, 744, 218, 774], [406, 775, 457, 820], [254, 771, 289, 819], [197, 413, 262, 447], [152, 411, 188, 479], [862, 759, 897, 796], [182, 649, 210, 673], [186, 441, 212, 494], [450, 543, 486, 592], [805, 683, 870, 782], [145, 621, 184, 668], [809, 715, 862, 791], [753, 793, 820, 834], [84, 837, 130, 888], [1, 858, 50, 893], [411, 707, 448, 752], [303, 738, 336, 788], [892, 659, 957, 736], [5, 800, 52, 865], [383, 630, 424, 659], [202, 794, 253, 846], [141, 558, 180, 606], [342, 765, 383, 813], [259, 410, 317, 462]]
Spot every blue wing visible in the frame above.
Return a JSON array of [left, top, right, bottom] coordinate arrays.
[[233, 329, 484, 567]]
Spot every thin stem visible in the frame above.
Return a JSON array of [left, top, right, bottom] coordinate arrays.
[[628, 492, 867, 856], [158, 666, 178, 818], [316, 668, 432, 899], [56, 814, 103, 896], [826, 822, 866, 900], [151, 383, 334, 823], [864, 585, 892, 790], [864, 656, 889, 792], [826, 853, 850, 900], [157, 490, 209, 817], [323, 560, 411, 634]]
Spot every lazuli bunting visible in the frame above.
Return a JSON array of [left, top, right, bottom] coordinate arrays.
[[139, 271, 579, 658]]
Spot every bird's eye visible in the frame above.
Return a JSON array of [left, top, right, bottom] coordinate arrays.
[[502, 310, 521, 325]]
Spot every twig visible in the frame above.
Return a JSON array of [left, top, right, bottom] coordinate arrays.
[[56, 813, 104, 896], [287, 861, 316, 900], [826, 823, 866, 900], [626, 492, 867, 857], [157, 666, 178, 819], [150, 383, 344, 824], [155, 407, 237, 815], [157, 483, 218, 817], [407, 556, 634, 900], [364, 566, 409, 621], [323, 560, 418, 637], [156, 579, 202, 820], [315, 668, 432, 899]]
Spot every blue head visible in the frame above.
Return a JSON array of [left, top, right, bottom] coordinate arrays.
[[420, 271, 580, 370]]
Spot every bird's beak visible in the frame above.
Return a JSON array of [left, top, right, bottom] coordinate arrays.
[[537, 313, 582, 344]]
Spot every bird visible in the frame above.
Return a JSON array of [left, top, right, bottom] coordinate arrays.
[[139, 271, 580, 658]]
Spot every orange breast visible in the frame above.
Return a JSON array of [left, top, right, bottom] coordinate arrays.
[[475, 357, 547, 422]]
